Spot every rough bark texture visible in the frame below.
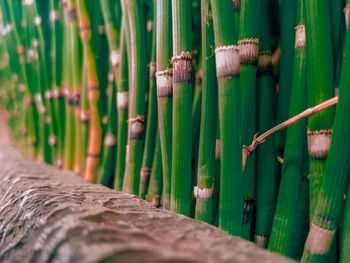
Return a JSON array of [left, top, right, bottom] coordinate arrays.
[[0, 112, 293, 263]]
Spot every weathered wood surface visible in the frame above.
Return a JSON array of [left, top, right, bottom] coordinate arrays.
[[0, 144, 294, 263], [0, 111, 293, 263]]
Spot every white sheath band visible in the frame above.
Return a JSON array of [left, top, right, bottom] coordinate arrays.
[[104, 133, 116, 147], [110, 49, 121, 67], [193, 186, 213, 201], [305, 223, 335, 255], [295, 25, 306, 48], [50, 10, 60, 23], [307, 129, 332, 158], [238, 38, 259, 64], [215, 45, 240, 79], [156, 69, 173, 98], [117, 92, 129, 111]]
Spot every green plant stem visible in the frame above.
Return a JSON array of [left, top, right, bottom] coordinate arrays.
[[274, 0, 296, 155], [76, 0, 103, 183], [170, 0, 192, 216], [99, 74, 117, 187], [305, 0, 334, 221], [140, 0, 157, 199], [268, 1, 308, 256], [300, 11, 350, 262], [114, 20, 129, 191], [123, 0, 147, 195], [330, 0, 345, 89], [210, 0, 242, 235], [146, 132, 163, 207], [239, 0, 261, 240], [254, 0, 277, 248], [98, 0, 122, 186], [63, 2, 75, 171], [341, 182, 350, 262], [194, 0, 218, 225], [156, 0, 173, 209]]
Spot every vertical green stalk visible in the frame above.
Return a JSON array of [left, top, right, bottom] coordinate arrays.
[[301, 13, 350, 262], [194, 0, 218, 224], [268, 0, 308, 257], [67, 0, 83, 174], [239, 0, 261, 240], [255, 0, 277, 248], [98, 0, 121, 186], [305, 0, 334, 220], [210, 0, 243, 235], [22, 1, 48, 162], [341, 182, 350, 262], [123, 0, 147, 195], [140, 0, 157, 199], [80, 60, 89, 174], [330, 0, 345, 90], [49, 0, 64, 167], [275, 0, 296, 154], [114, 20, 129, 191], [170, 0, 192, 216], [6, 0, 37, 157], [156, 0, 173, 209], [76, 0, 103, 183], [98, 73, 117, 186], [146, 132, 163, 207], [63, 1, 75, 171]]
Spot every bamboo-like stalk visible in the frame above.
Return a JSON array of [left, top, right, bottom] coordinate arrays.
[[239, 0, 261, 240], [210, 0, 243, 235], [268, 0, 308, 256], [123, 0, 147, 195], [194, 0, 218, 224], [80, 59, 89, 173], [76, 0, 102, 183], [49, 0, 64, 167], [140, 0, 157, 199], [330, 0, 345, 89], [301, 13, 350, 261], [0, 1, 27, 149], [274, 0, 296, 155], [254, 0, 277, 248], [156, 0, 173, 209], [98, 0, 121, 186], [170, 0, 192, 216], [98, 72, 117, 186], [5, 0, 37, 157], [114, 19, 129, 191], [145, 132, 163, 207], [62, 1, 75, 171], [288, 174, 310, 260], [304, 0, 334, 221], [22, 1, 49, 162], [341, 182, 350, 262], [34, 0, 54, 165], [67, 0, 83, 174]]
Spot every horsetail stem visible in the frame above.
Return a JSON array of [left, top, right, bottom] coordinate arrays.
[[239, 0, 261, 240], [194, 0, 218, 224], [156, 0, 173, 209], [140, 0, 157, 199], [76, 0, 102, 183], [301, 7, 350, 261], [210, 0, 243, 235], [123, 0, 147, 195], [170, 0, 192, 216], [268, 0, 308, 257]]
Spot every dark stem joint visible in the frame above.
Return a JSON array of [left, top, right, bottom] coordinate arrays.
[[171, 52, 192, 84], [238, 39, 259, 65], [128, 116, 145, 140]]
